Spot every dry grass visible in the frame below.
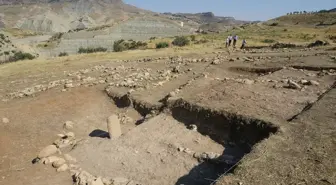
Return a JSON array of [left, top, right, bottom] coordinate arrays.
[[274, 12, 336, 26], [200, 24, 336, 46]]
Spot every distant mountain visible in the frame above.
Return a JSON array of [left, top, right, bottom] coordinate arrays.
[[0, 1, 249, 34], [328, 8, 336, 12], [162, 12, 249, 32]]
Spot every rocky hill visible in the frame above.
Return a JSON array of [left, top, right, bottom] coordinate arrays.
[[162, 12, 248, 32], [0, 0, 147, 32], [273, 11, 336, 26]]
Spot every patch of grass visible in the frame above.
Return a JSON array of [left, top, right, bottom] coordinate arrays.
[[172, 36, 190, 47], [156, 42, 169, 49], [78, 47, 108, 54], [194, 39, 209, 44], [262, 39, 277, 43], [3, 28, 41, 38]]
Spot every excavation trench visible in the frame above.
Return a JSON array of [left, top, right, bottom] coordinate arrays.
[[94, 89, 279, 185]]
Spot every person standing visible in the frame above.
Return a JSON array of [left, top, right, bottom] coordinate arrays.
[[233, 35, 238, 48], [225, 37, 229, 48], [228, 35, 232, 47], [241, 39, 247, 49]]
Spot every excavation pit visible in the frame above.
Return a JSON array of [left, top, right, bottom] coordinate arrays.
[[68, 99, 278, 185]]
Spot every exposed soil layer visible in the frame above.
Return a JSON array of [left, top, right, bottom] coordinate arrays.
[[217, 81, 336, 185]]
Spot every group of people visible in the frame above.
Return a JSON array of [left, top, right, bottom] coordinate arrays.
[[226, 34, 246, 49]]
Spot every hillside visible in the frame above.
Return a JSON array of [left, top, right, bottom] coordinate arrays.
[[0, 0, 147, 33], [162, 12, 249, 32], [273, 12, 336, 26]]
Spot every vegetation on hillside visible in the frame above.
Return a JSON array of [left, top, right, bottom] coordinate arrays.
[[113, 39, 147, 52], [78, 47, 108, 54], [172, 36, 190, 47], [156, 42, 169, 49]]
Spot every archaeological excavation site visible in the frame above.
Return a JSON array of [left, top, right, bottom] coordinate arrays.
[[0, 1, 335, 184], [1, 47, 335, 185]]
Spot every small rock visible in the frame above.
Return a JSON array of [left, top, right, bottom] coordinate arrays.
[[64, 154, 77, 163], [64, 83, 74, 88], [243, 57, 253, 62], [300, 79, 309, 85], [177, 147, 184, 152], [172, 66, 180, 73], [2, 118, 9, 123], [243, 79, 254, 85], [63, 121, 74, 130], [188, 124, 197, 131], [183, 148, 193, 155], [56, 164, 69, 172], [90, 177, 104, 185], [211, 59, 220, 65], [168, 91, 176, 97], [308, 80, 319, 86], [102, 178, 113, 185], [52, 158, 66, 168], [287, 80, 301, 89], [229, 58, 235, 62], [38, 145, 58, 158], [66, 132, 75, 138], [44, 156, 61, 164], [54, 139, 71, 148]]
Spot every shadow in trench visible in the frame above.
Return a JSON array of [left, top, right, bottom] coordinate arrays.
[[174, 145, 245, 185]]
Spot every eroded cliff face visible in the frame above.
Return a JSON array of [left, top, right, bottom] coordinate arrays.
[[0, 0, 143, 32]]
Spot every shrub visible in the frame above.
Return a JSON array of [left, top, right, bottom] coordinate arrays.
[[113, 39, 127, 52], [190, 35, 196, 41], [156, 42, 169, 49], [150, 37, 157, 40], [269, 22, 279, 26], [0, 33, 5, 40], [262, 39, 276, 43], [59, 52, 68, 57], [307, 40, 329, 48], [172, 36, 190, 47], [78, 47, 107, 54], [113, 39, 147, 52], [8, 51, 35, 62]]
